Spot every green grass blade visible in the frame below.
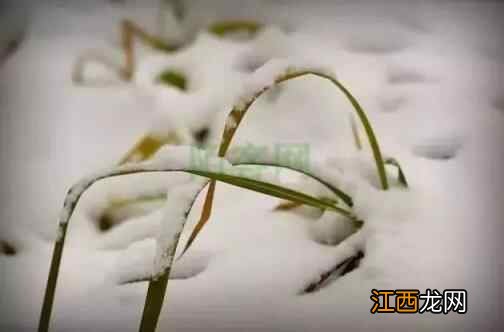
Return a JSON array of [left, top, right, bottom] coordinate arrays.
[[38, 230, 66, 332], [179, 158, 354, 258], [184, 62, 390, 259], [138, 180, 207, 332], [207, 20, 262, 37], [215, 69, 390, 189], [277, 70, 389, 190], [350, 114, 362, 151], [232, 161, 353, 207], [384, 157, 409, 187], [188, 170, 353, 217], [139, 274, 169, 332], [39, 159, 356, 332]]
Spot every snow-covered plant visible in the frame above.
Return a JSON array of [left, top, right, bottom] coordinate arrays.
[[38, 148, 356, 332], [181, 58, 394, 256], [38, 58, 408, 332], [72, 0, 264, 85]]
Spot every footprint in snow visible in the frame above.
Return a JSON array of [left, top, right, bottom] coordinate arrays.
[[234, 54, 270, 73], [342, 28, 412, 55], [387, 66, 433, 85], [412, 136, 463, 160], [379, 95, 407, 113]]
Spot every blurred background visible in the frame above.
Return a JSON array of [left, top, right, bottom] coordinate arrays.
[[1, 1, 503, 331]]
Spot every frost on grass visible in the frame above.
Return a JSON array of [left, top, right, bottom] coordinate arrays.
[[412, 135, 463, 160], [59, 175, 99, 227], [56, 142, 308, 235], [54, 144, 313, 279]]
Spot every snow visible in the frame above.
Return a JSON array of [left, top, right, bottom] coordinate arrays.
[[1, 1, 504, 332], [412, 134, 464, 160], [153, 179, 209, 277], [100, 209, 163, 250], [309, 211, 358, 246], [233, 56, 337, 112]]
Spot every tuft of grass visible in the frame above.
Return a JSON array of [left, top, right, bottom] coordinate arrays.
[[182, 65, 392, 257], [72, 17, 263, 85], [38, 157, 355, 332], [55, 57, 410, 332], [207, 20, 263, 37]]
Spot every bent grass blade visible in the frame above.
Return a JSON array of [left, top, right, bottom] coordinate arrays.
[[184, 64, 389, 258], [38, 160, 354, 332], [208, 20, 263, 37]]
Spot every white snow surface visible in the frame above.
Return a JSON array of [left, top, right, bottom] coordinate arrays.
[[154, 179, 209, 277], [1, 1, 503, 332]]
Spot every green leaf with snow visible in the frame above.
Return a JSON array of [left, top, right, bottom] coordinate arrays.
[[38, 153, 355, 332], [185, 60, 390, 259]]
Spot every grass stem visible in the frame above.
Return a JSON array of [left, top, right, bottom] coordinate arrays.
[[184, 66, 390, 259]]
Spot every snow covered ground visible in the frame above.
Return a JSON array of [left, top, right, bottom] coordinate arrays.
[[1, 0, 503, 331]]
